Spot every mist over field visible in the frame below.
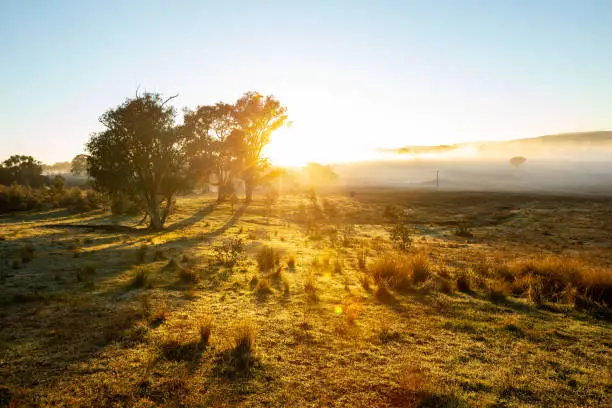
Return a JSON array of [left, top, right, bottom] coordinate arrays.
[[336, 132, 612, 194]]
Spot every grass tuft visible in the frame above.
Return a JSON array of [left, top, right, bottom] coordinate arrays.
[[257, 245, 280, 271], [131, 269, 150, 289]]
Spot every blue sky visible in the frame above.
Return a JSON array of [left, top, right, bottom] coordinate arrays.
[[1, 0, 611, 164]]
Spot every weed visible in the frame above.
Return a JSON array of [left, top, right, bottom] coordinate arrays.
[[151, 297, 168, 323]]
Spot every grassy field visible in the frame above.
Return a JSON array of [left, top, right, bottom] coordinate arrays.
[[0, 190, 610, 407]]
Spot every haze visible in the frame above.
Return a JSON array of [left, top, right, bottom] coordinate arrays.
[[2, 0, 612, 166]]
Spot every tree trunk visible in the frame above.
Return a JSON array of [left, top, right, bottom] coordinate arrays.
[[217, 184, 226, 202], [147, 196, 163, 230], [245, 181, 254, 203]]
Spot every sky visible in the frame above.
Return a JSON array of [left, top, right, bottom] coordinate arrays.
[[1, 0, 612, 165]]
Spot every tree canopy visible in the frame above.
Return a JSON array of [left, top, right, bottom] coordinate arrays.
[[86, 92, 189, 230]]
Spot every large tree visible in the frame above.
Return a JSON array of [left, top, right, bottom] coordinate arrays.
[[86, 92, 188, 230], [233, 92, 288, 202], [183, 103, 241, 202]]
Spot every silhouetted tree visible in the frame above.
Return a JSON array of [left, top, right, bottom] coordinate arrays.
[[183, 103, 241, 202], [71, 154, 89, 176], [86, 92, 188, 230], [0, 155, 47, 186], [233, 92, 287, 202]]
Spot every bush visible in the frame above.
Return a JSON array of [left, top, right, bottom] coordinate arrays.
[[255, 278, 273, 295], [214, 235, 244, 266], [454, 221, 473, 237], [256, 245, 280, 272], [286, 254, 296, 270]]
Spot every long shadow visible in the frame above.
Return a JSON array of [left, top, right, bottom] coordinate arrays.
[[166, 201, 219, 231]]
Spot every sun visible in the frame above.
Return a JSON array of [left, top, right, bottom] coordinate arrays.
[[264, 125, 379, 167]]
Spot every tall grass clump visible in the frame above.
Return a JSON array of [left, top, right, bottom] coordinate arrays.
[[230, 321, 256, 371], [368, 252, 432, 290], [257, 245, 280, 271]]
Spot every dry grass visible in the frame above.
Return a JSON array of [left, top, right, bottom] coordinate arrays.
[[256, 245, 281, 271], [1, 192, 611, 407], [368, 252, 432, 290]]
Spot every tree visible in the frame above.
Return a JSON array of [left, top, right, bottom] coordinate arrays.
[[86, 92, 188, 230], [233, 92, 288, 202], [183, 103, 241, 202], [0, 155, 46, 187], [71, 154, 89, 176]]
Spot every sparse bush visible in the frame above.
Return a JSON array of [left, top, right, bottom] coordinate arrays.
[[256, 245, 280, 271], [214, 234, 244, 266], [390, 221, 414, 251]]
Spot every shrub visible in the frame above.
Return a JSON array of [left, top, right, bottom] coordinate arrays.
[[333, 257, 343, 274], [390, 221, 414, 251], [214, 234, 244, 266], [487, 281, 509, 303], [257, 245, 280, 271]]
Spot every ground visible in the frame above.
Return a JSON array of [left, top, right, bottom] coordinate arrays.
[[0, 190, 610, 407]]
